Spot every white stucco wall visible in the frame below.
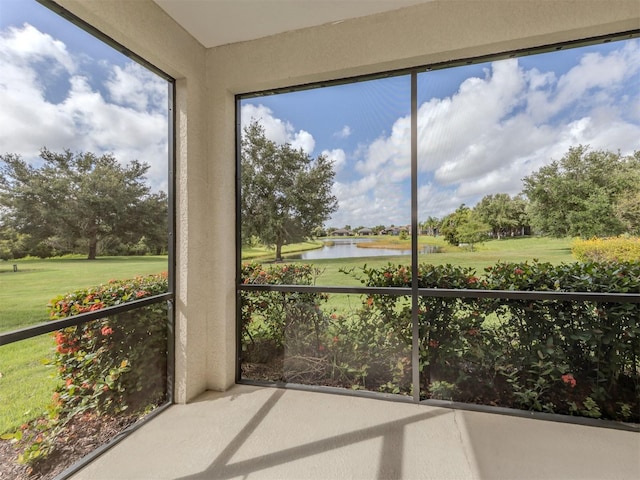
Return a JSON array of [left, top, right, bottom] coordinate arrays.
[[55, 0, 639, 403]]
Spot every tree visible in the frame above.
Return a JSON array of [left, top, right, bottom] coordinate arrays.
[[474, 193, 529, 239], [311, 226, 327, 238], [0, 226, 30, 260], [421, 216, 440, 236], [373, 225, 386, 235], [241, 122, 338, 261], [615, 191, 640, 235], [440, 205, 490, 250], [440, 204, 470, 246], [456, 214, 490, 251], [0, 149, 167, 259], [522, 146, 639, 238]]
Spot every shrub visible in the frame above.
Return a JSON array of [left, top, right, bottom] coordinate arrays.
[[240, 259, 639, 422], [240, 263, 330, 366], [572, 236, 640, 262], [3, 273, 169, 465], [241, 262, 412, 391], [352, 260, 639, 421], [48, 272, 169, 415]]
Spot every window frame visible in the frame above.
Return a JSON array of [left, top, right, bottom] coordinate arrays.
[[0, 0, 177, 474], [235, 29, 640, 420]]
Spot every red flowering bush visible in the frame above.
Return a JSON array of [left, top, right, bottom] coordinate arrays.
[[49, 273, 169, 416], [240, 263, 329, 364], [240, 259, 638, 421], [562, 373, 577, 388], [355, 260, 639, 422], [482, 260, 639, 419], [357, 263, 488, 392], [3, 273, 169, 466]]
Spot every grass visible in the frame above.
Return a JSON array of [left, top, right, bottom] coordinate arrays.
[[241, 240, 324, 261], [0, 335, 57, 435], [243, 236, 575, 330], [0, 255, 168, 434], [0, 255, 168, 333]]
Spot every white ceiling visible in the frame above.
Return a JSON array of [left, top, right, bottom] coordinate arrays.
[[153, 0, 432, 48]]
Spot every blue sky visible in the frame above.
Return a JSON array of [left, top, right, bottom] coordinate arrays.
[[1, 1, 638, 229], [0, 0, 169, 191], [241, 38, 640, 229]]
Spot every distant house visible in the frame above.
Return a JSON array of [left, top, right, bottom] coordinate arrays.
[[357, 228, 373, 236], [333, 228, 351, 236], [381, 227, 411, 236]]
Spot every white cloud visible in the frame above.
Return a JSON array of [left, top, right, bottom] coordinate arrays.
[[418, 183, 464, 219], [244, 41, 640, 229], [241, 103, 315, 154], [339, 41, 640, 225], [321, 148, 346, 171], [334, 125, 352, 138], [552, 41, 640, 116], [0, 23, 169, 191], [0, 24, 77, 156], [330, 171, 411, 228], [106, 62, 167, 112], [290, 129, 315, 155], [1, 23, 75, 73]]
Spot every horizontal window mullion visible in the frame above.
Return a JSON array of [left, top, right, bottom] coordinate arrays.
[[417, 288, 640, 303], [0, 292, 173, 347], [238, 284, 412, 296], [238, 283, 639, 303]]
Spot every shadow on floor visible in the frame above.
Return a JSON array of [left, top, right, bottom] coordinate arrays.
[[176, 388, 449, 480]]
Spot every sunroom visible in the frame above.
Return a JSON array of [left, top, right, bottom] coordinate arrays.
[[1, 0, 639, 479]]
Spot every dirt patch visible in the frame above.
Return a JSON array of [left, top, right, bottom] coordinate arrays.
[[0, 412, 137, 480]]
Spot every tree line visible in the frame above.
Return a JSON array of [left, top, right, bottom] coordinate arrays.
[[0, 149, 167, 260], [424, 146, 640, 248], [2, 139, 637, 262], [241, 131, 639, 256]]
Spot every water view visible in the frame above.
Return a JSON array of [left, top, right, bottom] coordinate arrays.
[[286, 238, 440, 260]]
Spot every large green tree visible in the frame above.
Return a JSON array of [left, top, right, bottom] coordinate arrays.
[[439, 204, 489, 246], [474, 193, 529, 239], [0, 149, 167, 259], [522, 146, 640, 237], [615, 191, 640, 236], [241, 122, 338, 261]]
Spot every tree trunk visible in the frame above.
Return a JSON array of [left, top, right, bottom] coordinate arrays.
[[275, 242, 283, 262], [87, 230, 98, 260]]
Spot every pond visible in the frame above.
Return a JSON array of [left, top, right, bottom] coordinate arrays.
[[285, 238, 440, 260]]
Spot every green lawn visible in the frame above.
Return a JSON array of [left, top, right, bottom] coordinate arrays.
[[0, 255, 168, 333], [0, 255, 168, 434]]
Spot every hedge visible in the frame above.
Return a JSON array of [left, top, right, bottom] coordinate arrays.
[[3, 273, 169, 465], [572, 236, 640, 262], [48, 272, 169, 415], [241, 261, 640, 422]]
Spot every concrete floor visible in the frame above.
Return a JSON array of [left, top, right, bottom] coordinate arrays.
[[70, 384, 640, 480]]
